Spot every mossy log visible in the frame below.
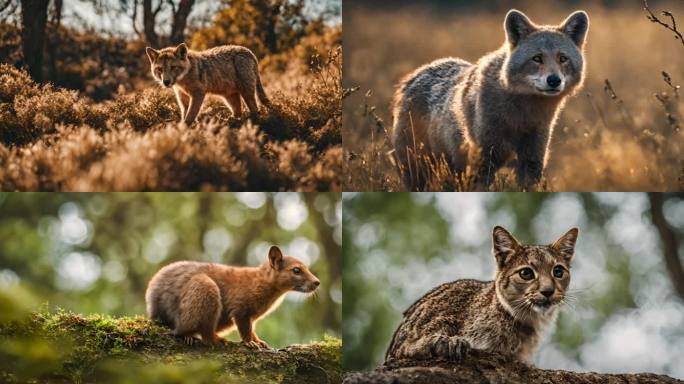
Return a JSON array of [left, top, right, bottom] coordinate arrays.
[[0, 311, 341, 384], [343, 348, 682, 384]]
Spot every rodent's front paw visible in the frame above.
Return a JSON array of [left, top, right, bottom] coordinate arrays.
[[243, 340, 263, 349], [429, 335, 470, 361]]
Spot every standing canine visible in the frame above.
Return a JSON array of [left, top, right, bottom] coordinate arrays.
[[392, 10, 589, 190], [146, 43, 270, 125]]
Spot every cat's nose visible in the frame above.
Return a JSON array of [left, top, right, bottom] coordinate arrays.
[[540, 288, 555, 298]]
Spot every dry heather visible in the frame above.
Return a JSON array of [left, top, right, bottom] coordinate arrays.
[[343, 2, 684, 191], [0, 28, 341, 191]]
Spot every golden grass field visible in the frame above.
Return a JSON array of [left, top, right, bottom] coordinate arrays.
[[343, 1, 684, 191], [0, 27, 341, 191]]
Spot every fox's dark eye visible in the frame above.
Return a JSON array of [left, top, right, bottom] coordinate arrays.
[[559, 55, 568, 63], [553, 265, 565, 278], [293, 267, 301, 274], [532, 55, 543, 64], [519, 268, 535, 280]]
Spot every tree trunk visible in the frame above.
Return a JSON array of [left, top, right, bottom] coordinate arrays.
[[142, 0, 159, 47], [648, 193, 684, 300], [169, 0, 195, 45], [344, 350, 681, 384], [20, 0, 49, 82]]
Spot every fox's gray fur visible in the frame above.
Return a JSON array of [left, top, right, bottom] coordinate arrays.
[[146, 43, 270, 125], [392, 10, 589, 190], [385, 226, 578, 364]]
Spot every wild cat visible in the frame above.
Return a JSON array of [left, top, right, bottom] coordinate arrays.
[[385, 226, 578, 363], [146, 43, 270, 125], [392, 10, 589, 191]]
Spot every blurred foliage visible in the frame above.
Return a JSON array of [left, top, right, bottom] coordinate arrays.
[[342, 192, 684, 375], [0, 192, 341, 348]]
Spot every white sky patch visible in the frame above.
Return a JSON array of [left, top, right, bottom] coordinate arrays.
[[275, 193, 308, 231], [435, 193, 487, 247], [102, 259, 126, 283], [203, 227, 233, 262], [56, 252, 102, 291], [0, 269, 20, 288], [532, 194, 586, 243], [248, 242, 272, 266], [143, 224, 177, 263], [286, 236, 320, 265], [57, 202, 92, 246], [235, 192, 266, 209]]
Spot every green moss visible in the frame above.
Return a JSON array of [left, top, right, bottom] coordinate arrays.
[[0, 310, 341, 384]]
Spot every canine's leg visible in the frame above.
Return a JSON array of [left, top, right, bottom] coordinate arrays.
[[174, 88, 190, 121], [224, 92, 242, 119], [516, 131, 549, 190], [476, 142, 508, 189], [184, 91, 206, 125]]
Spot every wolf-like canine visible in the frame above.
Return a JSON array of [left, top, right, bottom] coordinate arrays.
[[385, 226, 578, 363], [392, 10, 589, 190], [146, 43, 270, 125]]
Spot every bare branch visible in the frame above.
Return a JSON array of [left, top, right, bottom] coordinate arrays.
[[0, 0, 13, 14], [648, 193, 684, 301], [643, 0, 684, 48]]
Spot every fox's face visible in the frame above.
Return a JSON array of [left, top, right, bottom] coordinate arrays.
[[492, 226, 578, 318], [267, 246, 320, 293], [502, 10, 589, 97], [146, 43, 192, 88]]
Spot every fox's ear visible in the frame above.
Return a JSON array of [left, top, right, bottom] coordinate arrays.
[[175, 43, 188, 59], [268, 246, 284, 269], [551, 228, 579, 263], [145, 47, 159, 63], [504, 9, 535, 47], [559, 11, 589, 47], [492, 226, 521, 268]]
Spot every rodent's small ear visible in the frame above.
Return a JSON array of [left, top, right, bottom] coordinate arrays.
[[175, 43, 188, 59], [559, 11, 589, 47], [551, 227, 579, 263], [146, 47, 159, 63], [492, 226, 521, 268], [268, 246, 284, 269], [504, 9, 536, 48]]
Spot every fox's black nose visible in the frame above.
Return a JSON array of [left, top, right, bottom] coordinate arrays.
[[163, 79, 171, 86], [540, 288, 555, 298], [546, 74, 561, 88]]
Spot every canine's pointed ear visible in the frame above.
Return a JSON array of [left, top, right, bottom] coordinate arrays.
[[268, 246, 284, 269], [146, 47, 159, 63], [559, 11, 589, 47], [175, 43, 188, 59], [492, 226, 521, 268], [504, 10, 536, 47], [551, 228, 579, 263]]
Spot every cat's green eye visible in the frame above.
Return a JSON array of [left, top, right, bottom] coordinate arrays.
[[553, 265, 565, 278], [519, 268, 535, 280]]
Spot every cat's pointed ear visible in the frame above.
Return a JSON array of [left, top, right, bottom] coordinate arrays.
[[551, 228, 579, 263], [492, 226, 521, 268], [504, 9, 536, 47], [268, 246, 283, 269]]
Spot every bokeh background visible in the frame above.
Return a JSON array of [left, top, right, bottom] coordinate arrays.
[[0, 192, 341, 346], [343, 192, 684, 379], [343, 0, 684, 191]]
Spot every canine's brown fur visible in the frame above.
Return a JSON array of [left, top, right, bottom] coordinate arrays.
[[145, 246, 319, 348], [146, 43, 270, 125]]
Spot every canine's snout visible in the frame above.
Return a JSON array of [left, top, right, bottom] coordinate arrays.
[[546, 74, 561, 89], [163, 79, 171, 87]]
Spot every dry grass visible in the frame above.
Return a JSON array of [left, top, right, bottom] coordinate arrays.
[[0, 27, 341, 191], [343, 1, 684, 191]]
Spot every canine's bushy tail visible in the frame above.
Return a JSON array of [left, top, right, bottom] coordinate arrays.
[[256, 72, 271, 108]]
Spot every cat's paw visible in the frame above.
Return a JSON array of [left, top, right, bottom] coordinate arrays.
[[428, 334, 470, 361]]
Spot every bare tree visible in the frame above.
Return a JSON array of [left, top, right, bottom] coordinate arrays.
[[648, 193, 684, 300], [139, 0, 195, 47], [20, 0, 49, 82]]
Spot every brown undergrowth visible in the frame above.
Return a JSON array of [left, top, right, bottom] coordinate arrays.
[[0, 27, 341, 191]]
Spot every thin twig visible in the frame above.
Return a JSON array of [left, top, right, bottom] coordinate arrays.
[[644, 0, 684, 48]]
